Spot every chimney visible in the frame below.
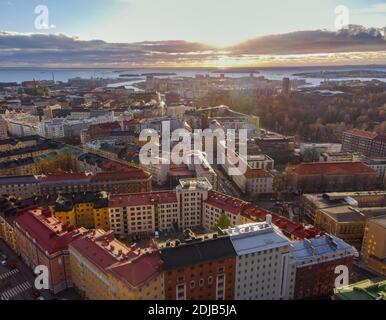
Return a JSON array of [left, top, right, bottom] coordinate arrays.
[[266, 214, 272, 226]]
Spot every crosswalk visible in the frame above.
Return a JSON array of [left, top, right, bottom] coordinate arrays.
[[0, 269, 19, 280], [1, 281, 32, 300]]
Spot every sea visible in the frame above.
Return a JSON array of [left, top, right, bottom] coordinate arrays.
[[1, 65, 386, 87]]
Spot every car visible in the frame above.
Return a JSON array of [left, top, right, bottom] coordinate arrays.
[[32, 291, 42, 298], [1, 260, 7, 266], [1, 254, 7, 260], [36, 296, 45, 301]]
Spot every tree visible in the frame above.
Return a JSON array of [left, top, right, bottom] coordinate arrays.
[[216, 213, 232, 230]]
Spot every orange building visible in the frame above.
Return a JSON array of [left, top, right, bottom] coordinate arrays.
[[160, 236, 236, 300], [14, 206, 84, 294]]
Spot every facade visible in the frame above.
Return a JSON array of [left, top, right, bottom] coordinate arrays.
[[226, 221, 296, 300], [302, 191, 386, 222], [287, 162, 377, 193], [54, 192, 110, 231], [14, 207, 84, 294], [0, 175, 40, 199], [160, 235, 236, 300], [361, 215, 386, 276], [314, 205, 386, 248], [0, 197, 18, 253], [342, 129, 386, 158], [109, 191, 179, 239], [0, 116, 8, 139], [69, 229, 164, 300], [293, 235, 357, 300]]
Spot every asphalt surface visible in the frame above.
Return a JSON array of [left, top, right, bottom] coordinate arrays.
[[0, 240, 81, 300]]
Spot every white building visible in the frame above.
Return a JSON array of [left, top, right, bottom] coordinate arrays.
[[38, 119, 65, 139], [225, 219, 296, 300], [176, 178, 212, 228]]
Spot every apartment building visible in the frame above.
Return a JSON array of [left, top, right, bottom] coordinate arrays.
[[14, 207, 84, 294], [69, 229, 164, 300], [109, 191, 179, 239], [54, 192, 110, 231], [293, 235, 358, 299], [0, 175, 40, 199], [342, 129, 386, 158], [226, 220, 296, 300], [160, 235, 236, 300], [176, 178, 212, 229], [361, 215, 386, 276]]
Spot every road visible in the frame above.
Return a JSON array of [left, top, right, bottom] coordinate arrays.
[[212, 164, 242, 198], [0, 240, 81, 300]]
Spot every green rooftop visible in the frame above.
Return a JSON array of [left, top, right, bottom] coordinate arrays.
[[334, 279, 386, 300]]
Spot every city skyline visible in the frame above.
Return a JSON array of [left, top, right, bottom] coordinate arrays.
[[1, 0, 386, 67]]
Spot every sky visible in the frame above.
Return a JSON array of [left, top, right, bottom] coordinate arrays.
[[1, 0, 386, 67]]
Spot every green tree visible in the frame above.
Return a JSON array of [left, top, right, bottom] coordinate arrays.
[[216, 213, 232, 230]]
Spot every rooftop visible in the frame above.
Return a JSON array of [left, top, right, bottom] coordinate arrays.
[[177, 178, 212, 191], [334, 279, 386, 300], [205, 191, 249, 215], [160, 236, 236, 270], [14, 207, 83, 254], [226, 222, 291, 256], [70, 229, 162, 288], [293, 235, 358, 264], [344, 129, 379, 140], [109, 191, 177, 208], [292, 162, 376, 175]]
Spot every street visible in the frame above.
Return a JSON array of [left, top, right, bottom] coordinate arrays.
[[0, 240, 81, 300]]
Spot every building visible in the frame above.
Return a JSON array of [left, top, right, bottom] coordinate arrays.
[[293, 235, 358, 300], [342, 129, 386, 158], [0, 196, 18, 252], [69, 229, 164, 300], [109, 191, 179, 239], [176, 178, 212, 229], [160, 235, 236, 300], [302, 191, 386, 222], [361, 215, 386, 276], [282, 77, 291, 95], [221, 144, 274, 196], [14, 207, 84, 294], [287, 162, 377, 193], [53, 192, 110, 231], [225, 220, 296, 300], [38, 119, 65, 139], [314, 205, 386, 248], [0, 175, 40, 199], [362, 157, 386, 183], [319, 152, 363, 163], [334, 279, 386, 300], [0, 116, 8, 139]]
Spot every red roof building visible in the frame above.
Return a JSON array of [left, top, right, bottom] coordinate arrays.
[[14, 206, 84, 294], [287, 162, 377, 193], [69, 229, 163, 300]]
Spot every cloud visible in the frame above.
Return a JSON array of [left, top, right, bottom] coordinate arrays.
[[1, 25, 386, 67]]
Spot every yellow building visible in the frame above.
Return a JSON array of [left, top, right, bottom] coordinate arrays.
[[362, 215, 386, 276], [0, 197, 18, 253], [54, 192, 110, 231], [69, 229, 164, 300], [315, 205, 386, 249], [0, 214, 17, 253]]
